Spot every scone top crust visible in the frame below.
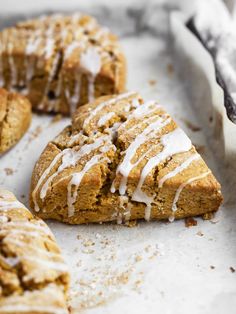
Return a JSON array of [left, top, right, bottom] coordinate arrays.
[[30, 92, 223, 224], [0, 189, 69, 314], [0, 13, 126, 114]]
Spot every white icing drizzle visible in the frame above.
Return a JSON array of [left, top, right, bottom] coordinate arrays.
[[4, 238, 60, 258], [22, 30, 42, 95], [40, 136, 109, 198], [71, 12, 82, 24], [61, 43, 85, 113], [22, 255, 68, 272], [32, 151, 66, 212], [129, 100, 160, 119], [80, 47, 101, 102], [111, 115, 171, 196], [131, 128, 192, 221], [118, 101, 160, 133], [67, 154, 110, 217], [44, 27, 55, 60], [158, 153, 201, 188], [32, 134, 112, 213], [3, 256, 20, 267], [0, 200, 26, 210], [8, 44, 17, 89], [98, 112, 116, 127], [0, 42, 4, 87], [116, 195, 132, 224], [0, 228, 51, 239], [170, 171, 211, 221], [70, 72, 82, 114], [67, 132, 83, 146], [1, 224, 67, 272], [0, 216, 8, 223], [39, 52, 60, 110], [5, 220, 53, 236], [83, 91, 136, 128], [64, 42, 80, 60], [0, 305, 68, 314]]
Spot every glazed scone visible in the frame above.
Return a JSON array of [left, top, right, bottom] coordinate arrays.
[[0, 13, 126, 115], [0, 189, 69, 314], [30, 92, 223, 224], [0, 88, 31, 153]]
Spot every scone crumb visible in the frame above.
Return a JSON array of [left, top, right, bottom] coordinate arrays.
[[195, 144, 205, 154], [148, 79, 157, 86], [51, 114, 62, 124], [124, 220, 137, 228], [28, 126, 42, 143], [230, 267, 235, 273], [4, 168, 14, 175], [135, 255, 142, 262], [210, 265, 215, 270], [167, 63, 174, 75], [185, 217, 197, 227], [83, 239, 95, 247], [82, 248, 95, 254], [196, 231, 204, 237], [182, 119, 201, 132], [202, 212, 214, 220]]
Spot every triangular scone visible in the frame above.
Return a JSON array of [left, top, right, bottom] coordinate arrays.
[[0, 14, 126, 115], [30, 92, 223, 224], [0, 190, 69, 314]]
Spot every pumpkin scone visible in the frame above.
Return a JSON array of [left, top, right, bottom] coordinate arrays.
[[0, 88, 31, 153], [0, 189, 69, 314], [0, 13, 126, 115], [30, 92, 223, 224]]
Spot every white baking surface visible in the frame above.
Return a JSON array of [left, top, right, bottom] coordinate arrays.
[[0, 9, 236, 314]]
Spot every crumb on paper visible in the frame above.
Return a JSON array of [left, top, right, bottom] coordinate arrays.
[[21, 194, 25, 199], [68, 233, 159, 313], [95, 233, 102, 239], [82, 248, 95, 254], [185, 217, 197, 227], [194, 144, 205, 154], [82, 239, 95, 247], [167, 63, 174, 75], [148, 79, 156, 86], [27, 126, 42, 144], [210, 215, 220, 224], [230, 267, 235, 273], [202, 212, 214, 220], [196, 231, 204, 237], [4, 168, 14, 176], [135, 255, 142, 262], [182, 119, 201, 132], [124, 220, 137, 228], [51, 114, 62, 124], [31, 126, 42, 139], [210, 265, 215, 270]]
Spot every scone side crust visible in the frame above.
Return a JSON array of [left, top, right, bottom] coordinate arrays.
[[0, 88, 31, 153], [30, 92, 223, 224]]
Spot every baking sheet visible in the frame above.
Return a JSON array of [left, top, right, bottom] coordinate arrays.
[[0, 4, 236, 314]]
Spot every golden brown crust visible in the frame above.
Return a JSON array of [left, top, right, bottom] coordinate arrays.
[[30, 92, 223, 224], [0, 189, 69, 314], [0, 13, 126, 115], [0, 88, 31, 153]]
